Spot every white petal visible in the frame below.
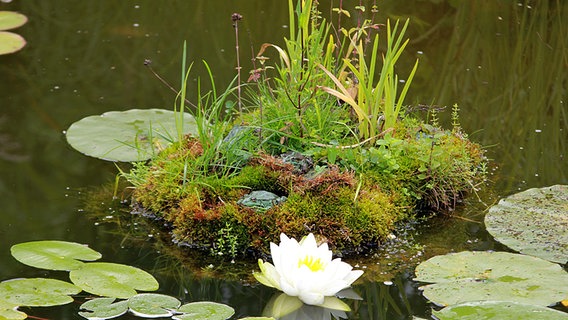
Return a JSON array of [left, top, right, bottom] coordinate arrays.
[[298, 290, 325, 306]]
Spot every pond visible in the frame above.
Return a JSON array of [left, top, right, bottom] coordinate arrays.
[[0, 0, 566, 319]]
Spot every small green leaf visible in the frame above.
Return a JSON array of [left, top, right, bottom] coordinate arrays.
[[0, 31, 26, 55], [128, 293, 181, 317], [0, 278, 81, 307], [0, 11, 28, 31], [70, 262, 159, 299], [0, 299, 26, 320], [174, 301, 235, 320], [11, 240, 102, 271], [79, 298, 128, 320], [433, 301, 568, 319]]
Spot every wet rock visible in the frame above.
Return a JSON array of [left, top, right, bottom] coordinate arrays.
[[237, 190, 287, 212]]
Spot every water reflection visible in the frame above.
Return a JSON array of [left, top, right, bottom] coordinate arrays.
[[0, 0, 566, 319], [262, 293, 348, 320]]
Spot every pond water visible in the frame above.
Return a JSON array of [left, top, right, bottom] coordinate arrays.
[[0, 1, 566, 319]]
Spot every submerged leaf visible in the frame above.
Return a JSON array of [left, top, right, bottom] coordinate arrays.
[[79, 297, 128, 320], [65, 109, 197, 162], [433, 301, 568, 319], [485, 185, 568, 263], [414, 251, 568, 306], [174, 301, 235, 320], [11, 240, 102, 271], [0, 278, 81, 307], [128, 293, 181, 318], [70, 262, 159, 299]]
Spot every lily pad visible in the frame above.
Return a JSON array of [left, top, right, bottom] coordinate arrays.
[[173, 301, 235, 320], [485, 185, 568, 263], [128, 293, 181, 318], [414, 251, 568, 306], [0, 278, 81, 307], [0, 11, 28, 31], [0, 299, 26, 320], [65, 109, 198, 162], [433, 301, 568, 319], [79, 297, 128, 320], [69, 262, 159, 299], [0, 31, 26, 55], [11, 240, 102, 271]]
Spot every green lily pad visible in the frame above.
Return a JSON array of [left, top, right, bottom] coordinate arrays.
[[79, 297, 128, 320], [65, 109, 197, 162], [0, 278, 81, 307], [11, 240, 102, 271], [485, 185, 568, 263], [0, 308, 26, 320], [128, 293, 181, 317], [0, 299, 26, 320], [0, 11, 27, 31], [173, 301, 235, 320], [69, 262, 159, 299], [414, 251, 568, 306], [433, 301, 568, 319], [0, 31, 26, 55]]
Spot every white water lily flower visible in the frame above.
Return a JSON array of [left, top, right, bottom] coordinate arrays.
[[254, 233, 364, 306]]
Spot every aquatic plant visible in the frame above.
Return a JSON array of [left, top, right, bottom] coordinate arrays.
[[0, 11, 27, 55], [64, 0, 487, 260], [1, 240, 269, 320], [254, 233, 363, 308]]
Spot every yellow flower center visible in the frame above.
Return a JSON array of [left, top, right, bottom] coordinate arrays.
[[298, 255, 325, 272]]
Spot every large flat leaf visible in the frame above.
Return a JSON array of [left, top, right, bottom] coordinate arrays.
[[0, 31, 26, 55], [0, 278, 81, 307], [11, 240, 102, 271], [433, 301, 568, 319], [128, 293, 181, 318], [65, 109, 197, 162], [0, 299, 26, 320], [414, 251, 568, 306], [0, 11, 27, 31], [69, 262, 159, 299], [79, 298, 128, 320], [173, 302, 235, 320], [485, 185, 568, 263]]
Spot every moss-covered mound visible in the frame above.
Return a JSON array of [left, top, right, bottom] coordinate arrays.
[[126, 116, 486, 258]]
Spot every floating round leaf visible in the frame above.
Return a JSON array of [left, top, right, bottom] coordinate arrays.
[[66, 109, 198, 162], [0, 31, 26, 55], [128, 293, 181, 318], [0, 11, 28, 30], [0, 299, 26, 320], [0, 278, 81, 307], [414, 251, 568, 306], [173, 301, 235, 320], [70, 262, 159, 299], [11, 240, 102, 271], [0, 308, 26, 320], [432, 301, 568, 320], [485, 185, 568, 263], [79, 298, 128, 320]]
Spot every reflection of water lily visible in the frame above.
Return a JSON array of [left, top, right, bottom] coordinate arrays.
[[254, 233, 363, 307], [263, 293, 349, 320]]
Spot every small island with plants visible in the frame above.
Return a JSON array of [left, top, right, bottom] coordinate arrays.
[[66, 0, 487, 260]]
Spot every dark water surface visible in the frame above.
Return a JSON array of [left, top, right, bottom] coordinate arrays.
[[0, 1, 566, 319]]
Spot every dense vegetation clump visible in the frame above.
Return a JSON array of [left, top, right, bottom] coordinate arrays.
[[119, 0, 487, 259]]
